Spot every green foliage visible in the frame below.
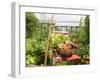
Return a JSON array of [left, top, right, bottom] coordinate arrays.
[[70, 32, 80, 44], [56, 61, 73, 65], [26, 39, 34, 55], [51, 33, 70, 48], [26, 55, 35, 65], [31, 24, 50, 57], [26, 12, 40, 38], [77, 16, 90, 56], [79, 16, 90, 45], [69, 16, 90, 65], [70, 16, 90, 45], [26, 12, 50, 65], [76, 44, 89, 56], [26, 32, 49, 65]]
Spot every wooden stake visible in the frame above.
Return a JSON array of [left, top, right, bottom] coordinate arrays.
[[44, 15, 54, 66]]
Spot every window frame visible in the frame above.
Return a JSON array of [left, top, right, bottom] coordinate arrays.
[[11, 2, 96, 78]]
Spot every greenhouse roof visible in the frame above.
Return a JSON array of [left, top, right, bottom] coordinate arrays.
[[35, 13, 86, 26]]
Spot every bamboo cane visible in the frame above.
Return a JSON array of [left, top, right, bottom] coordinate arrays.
[[44, 15, 54, 66]]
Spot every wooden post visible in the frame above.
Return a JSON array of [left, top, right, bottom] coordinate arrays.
[[44, 15, 53, 66]]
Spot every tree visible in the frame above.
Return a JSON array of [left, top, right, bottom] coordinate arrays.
[[26, 12, 40, 38], [79, 16, 90, 45]]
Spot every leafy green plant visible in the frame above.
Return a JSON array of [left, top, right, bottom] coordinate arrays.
[[26, 55, 35, 65], [26, 12, 51, 65], [76, 44, 89, 56], [79, 16, 90, 45], [51, 33, 70, 48], [26, 12, 40, 38], [69, 16, 90, 65]]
